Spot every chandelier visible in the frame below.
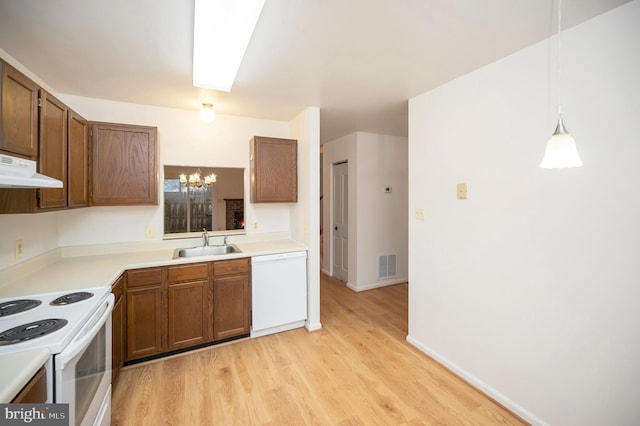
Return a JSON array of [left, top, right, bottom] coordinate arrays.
[[179, 168, 216, 188]]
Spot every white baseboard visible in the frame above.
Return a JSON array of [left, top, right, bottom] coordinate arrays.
[[305, 321, 322, 332], [348, 277, 407, 292], [406, 335, 547, 426]]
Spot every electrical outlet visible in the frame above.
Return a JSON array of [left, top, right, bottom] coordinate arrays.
[[145, 226, 155, 239], [15, 239, 23, 258], [253, 222, 260, 230], [415, 207, 425, 220]]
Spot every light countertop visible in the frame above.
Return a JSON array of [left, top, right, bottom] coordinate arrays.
[[0, 234, 307, 403], [0, 349, 50, 403], [0, 237, 307, 298]]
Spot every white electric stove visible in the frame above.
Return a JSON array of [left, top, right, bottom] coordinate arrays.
[[0, 286, 113, 426], [0, 286, 111, 355]]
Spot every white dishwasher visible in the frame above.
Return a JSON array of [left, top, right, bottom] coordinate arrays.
[[251, 251, 307, 337]]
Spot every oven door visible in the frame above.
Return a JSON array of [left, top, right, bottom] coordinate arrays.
[[55, 294, 114, 426]]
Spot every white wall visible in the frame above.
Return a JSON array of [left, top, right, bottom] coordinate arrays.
[[0, 213, 59, 269], [407, 2, 640, 425], [323, 132, 408, 291], [289, 107, 322, 331], [56, 95, 292, 246], [0, 49, 296, 267]]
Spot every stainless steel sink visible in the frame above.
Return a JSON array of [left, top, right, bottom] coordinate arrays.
[[173, 244, 241, 259]]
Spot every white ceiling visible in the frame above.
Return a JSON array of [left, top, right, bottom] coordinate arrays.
[[0, 0, 632, 143]]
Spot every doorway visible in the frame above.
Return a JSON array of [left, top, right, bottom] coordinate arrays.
[[332, 161, 348, 282]]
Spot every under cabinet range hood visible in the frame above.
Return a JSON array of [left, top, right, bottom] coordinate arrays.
[[0, 153, 63, 188]]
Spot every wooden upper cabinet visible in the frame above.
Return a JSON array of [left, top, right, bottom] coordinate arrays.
[[67, 110, 89, 208], [90, 122, 158, 205], [0, 60, 39, 158], [250, 136, 297, 203], [38, 90, 68, 209]]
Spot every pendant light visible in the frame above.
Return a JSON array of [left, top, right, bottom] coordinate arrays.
[[540, 0, 583, 169]]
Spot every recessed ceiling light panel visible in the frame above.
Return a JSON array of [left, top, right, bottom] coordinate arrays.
[[193, 0, 265, 92]]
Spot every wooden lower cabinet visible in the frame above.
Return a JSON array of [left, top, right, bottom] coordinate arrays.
[[124, 259, 249, 363], [126, 284, 163, 361], [213, 274, 250, 340], [12, 366, 47, 403], [167, 262, 211, 350], [212, 258, 251, 340], [111, 274, 125, 385]]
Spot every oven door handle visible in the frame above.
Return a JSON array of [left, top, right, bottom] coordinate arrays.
[[56, 294, 114, 370]]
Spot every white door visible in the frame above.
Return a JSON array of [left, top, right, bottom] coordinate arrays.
[[332, 161, 348, 282]]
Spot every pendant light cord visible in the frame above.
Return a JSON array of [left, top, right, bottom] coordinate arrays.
[[557, 0, 563, 116]]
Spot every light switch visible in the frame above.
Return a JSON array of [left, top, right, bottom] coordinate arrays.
[[457, 183, 467, 200]]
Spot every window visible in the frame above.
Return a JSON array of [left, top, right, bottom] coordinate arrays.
[[164, 178, 213, 233], [163, 165, 245, 236]]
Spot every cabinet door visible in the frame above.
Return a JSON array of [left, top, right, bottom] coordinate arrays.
[[111, 274, 125, 385], [11, 367, 47, 403], [0, 60, 39, 157], [38, 90, 67, 209], [213, 274, 250, 341], [250, 136, 297, 203], [126, 285, 163, 361], [90, 122, 158, 205], [111, 291, 124, 384], [167, 280, 211, 350], [67, 110, 89, 208]]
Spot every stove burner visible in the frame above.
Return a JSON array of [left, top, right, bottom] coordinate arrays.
[[0, 299, 42, 317], [0, 319, 68, 345], [50, 291, 94, 306]]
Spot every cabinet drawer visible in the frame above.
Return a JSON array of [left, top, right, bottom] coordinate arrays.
[[213, 258, 249, 276], [167, 263, 209, 283], [127, 267, 163, 288], [112, 274, 125, 300]]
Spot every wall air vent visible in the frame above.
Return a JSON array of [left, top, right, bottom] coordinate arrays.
[[378, 254, 397, 279]]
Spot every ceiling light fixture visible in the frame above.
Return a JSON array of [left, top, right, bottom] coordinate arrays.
[[540, 0, 583, 169], [192, 0, 265, 92], [199, 103, 216, 123]]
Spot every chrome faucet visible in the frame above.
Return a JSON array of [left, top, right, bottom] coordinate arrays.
[[223, 236, 229, 245], [202, 228, 210, 246]]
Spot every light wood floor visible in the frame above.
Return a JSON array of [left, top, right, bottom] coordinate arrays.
[[112, 274, 526, 425]]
